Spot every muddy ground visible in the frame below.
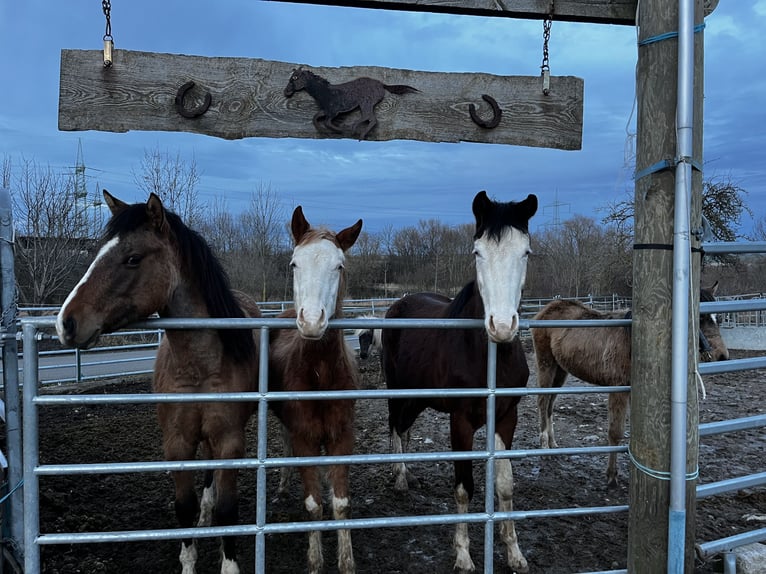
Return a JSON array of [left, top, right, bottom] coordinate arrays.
[[27, 347, 765, 573]]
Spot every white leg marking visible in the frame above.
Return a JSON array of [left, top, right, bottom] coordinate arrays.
[[391, 431, 409, 492], [331, 491, 355, 574], [56, 236, 120, 340], [305, 494, 324, 574], [495, 434, 528, 573], [453, 483, 475, 572], [220, 557, 240, 574], [179, 541, 197, 574], [198, 482, 216, 527]]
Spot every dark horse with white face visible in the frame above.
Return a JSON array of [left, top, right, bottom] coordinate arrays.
[[56, 191, 260, 574], [532, 282, 729, 487], [382, 191, 537, 573], [268, 206, 362, 574]]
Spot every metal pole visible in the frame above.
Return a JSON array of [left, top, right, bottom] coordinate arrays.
[[669, 1, 701, 571], [0, 187, 23, 564], [22, 322, 41, 573]]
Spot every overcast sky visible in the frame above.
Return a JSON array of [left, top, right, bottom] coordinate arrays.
[[1, 1, 764, 235]]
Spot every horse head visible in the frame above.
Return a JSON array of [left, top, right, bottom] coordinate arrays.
[[284, 67, 308, 98], [56, 191, 178, 348], [289, 206, 362, 339], [699, 280, 729, 361], [471, 191, 537, 343]]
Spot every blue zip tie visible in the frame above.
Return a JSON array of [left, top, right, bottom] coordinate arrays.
[[638, 22, 706, 47], [0, 479, 23, 505], [629, 449, 699, 481], [634, 156, 703, 182]]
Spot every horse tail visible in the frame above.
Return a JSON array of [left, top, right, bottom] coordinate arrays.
[[384, 84, 419, 95]]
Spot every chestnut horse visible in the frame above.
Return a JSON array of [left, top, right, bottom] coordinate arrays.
[[532, 282, 729, 487], [268, 206, 362, 574], [56, 191, 260, 574], [382, 191, 537, 573]]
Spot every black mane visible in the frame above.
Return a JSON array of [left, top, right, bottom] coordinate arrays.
[[447, 280, 482, 319], [104, 204, 255, 363]]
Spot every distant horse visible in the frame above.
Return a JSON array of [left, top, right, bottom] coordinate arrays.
[[382, 191, 538, 573], [56, 191, 260, 574], [354, 314, 382, 360], [283, 68, 418, 140], [268, 206, 362, 574], [532, 282, 729, 487]]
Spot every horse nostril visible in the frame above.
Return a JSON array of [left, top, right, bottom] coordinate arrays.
[[63, 316, 76, 336]]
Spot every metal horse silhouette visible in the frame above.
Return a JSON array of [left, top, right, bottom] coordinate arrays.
[[284, 68, 418, 140]]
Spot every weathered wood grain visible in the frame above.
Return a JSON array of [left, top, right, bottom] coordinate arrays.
[[268, 0, 639, 25], [59, 49, 583, 150]]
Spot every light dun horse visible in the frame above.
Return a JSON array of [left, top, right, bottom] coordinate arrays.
[[268, 206, 362, 574], [532, 282, 729, 487], [382, 191, 538, 573], [56, 191, 260, 574], [354, 314, 382, 360]]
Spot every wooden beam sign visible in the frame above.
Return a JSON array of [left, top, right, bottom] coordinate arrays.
[[59, 49, 583, 150], [269, 0, 640, 25]]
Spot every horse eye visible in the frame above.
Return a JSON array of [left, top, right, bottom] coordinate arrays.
[[125, 255, 142, 267], [289, 261, 297, 269]]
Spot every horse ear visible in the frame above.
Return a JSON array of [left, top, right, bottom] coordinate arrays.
[[519, 194, 539, 221], [146, 193, 168, 232], [472, 191, 491, 231], [291, 206, 310, 244], [103, 189, 128, 216], [337, 219, 363, 252], [710, 280, 720, 296]]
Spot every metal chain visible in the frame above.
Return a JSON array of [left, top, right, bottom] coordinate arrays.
[[102, 0, 114, 68], [541, 17, 551, 74], [102, 0, 112, 41], [540, 15, 552, 95]]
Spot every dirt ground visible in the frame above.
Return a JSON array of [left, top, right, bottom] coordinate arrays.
[[27, 346, 765, 573]]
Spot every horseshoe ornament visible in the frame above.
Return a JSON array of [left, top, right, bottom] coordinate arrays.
[[175, 81, 212, 119], [468, 94, 502, 129]]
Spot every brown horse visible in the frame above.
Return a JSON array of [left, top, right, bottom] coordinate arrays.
[[532, 282, 729, 487], [382, 191, 538, 573], [283, 68, 418, 140], [268, 206, 362, 574], [56, 191, 260, 574]]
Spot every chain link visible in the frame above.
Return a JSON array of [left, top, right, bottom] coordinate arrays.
[[541, 17, 552, 73], [102, 0, 112, 41]]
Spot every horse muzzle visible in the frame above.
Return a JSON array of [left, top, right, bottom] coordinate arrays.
[[56, 315, 101, 349], [296, 307, 328, 340], [486, 314, 519, 344]]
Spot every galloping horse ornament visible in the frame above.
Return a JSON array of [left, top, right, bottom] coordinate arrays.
[[268, 206, 362, 574], [382, 191, 538, 573], [283, 68, 418, 140], [532, 282, 729, 486], [56, 191, 260, 574]]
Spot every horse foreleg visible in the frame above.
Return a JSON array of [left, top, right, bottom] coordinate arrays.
[[277, 423, 293, 497], [198, 469, 216, 527], [494, 434, 528, 573], [390, 428, 419, 492], [450, 416, 476, 573], [295, 433, 324, 574], [537, 364, 566, 449], [606, 391, 629, 487], [327, 465, 355, 573], [172, 469, 199, 574]]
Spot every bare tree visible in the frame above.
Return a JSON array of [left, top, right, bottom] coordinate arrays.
[[10, 158, 99, 304], [236, 183, 287, 301], [602, 175, 750, 241], [133, 146, 202, 228]]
